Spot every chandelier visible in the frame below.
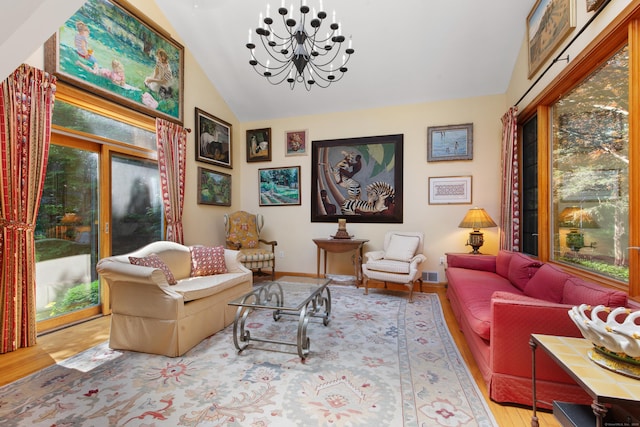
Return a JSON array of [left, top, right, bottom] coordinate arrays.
[[246, 1, 354, 90]]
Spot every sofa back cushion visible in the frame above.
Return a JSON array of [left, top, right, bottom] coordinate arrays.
[[508, 252, 542, 291], [562, 277, 628, 307], [496, 250, 513, 279], [524, 263, 570, 303]]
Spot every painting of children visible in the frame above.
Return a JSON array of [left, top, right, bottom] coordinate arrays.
[[46, 0, 183, 121]]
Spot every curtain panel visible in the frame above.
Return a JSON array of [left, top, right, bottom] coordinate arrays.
[[499, 106, 519, 252], [156, 118, 187, 244], [0, 64, 56, 353]]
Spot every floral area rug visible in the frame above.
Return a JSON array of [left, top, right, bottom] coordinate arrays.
[[0, 286, 497, 426]]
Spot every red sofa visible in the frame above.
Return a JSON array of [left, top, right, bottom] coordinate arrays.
[[445, 250, 637, 408]]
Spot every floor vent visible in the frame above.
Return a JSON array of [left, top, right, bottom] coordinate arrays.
[[422, 271, 439, 283]]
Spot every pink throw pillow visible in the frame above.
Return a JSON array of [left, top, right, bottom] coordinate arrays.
[[190, 246, 227, 276], [524, 263, 571, 303], [129, 253, 177, 285]]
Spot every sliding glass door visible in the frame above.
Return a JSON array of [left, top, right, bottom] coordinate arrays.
[[35, 143, 99, 323]]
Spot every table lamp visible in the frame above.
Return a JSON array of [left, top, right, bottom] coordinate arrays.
[[458, 207, 497, 254]]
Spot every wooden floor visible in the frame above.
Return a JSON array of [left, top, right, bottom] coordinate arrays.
[[0, 280, 559, 426]]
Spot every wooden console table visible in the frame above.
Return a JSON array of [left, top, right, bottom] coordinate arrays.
[[530, 334, 640, 427], [312, 238, 368, 286]]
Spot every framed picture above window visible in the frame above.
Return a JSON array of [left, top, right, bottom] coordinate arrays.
[[259, 166, 301, 206], [527, 0, 576, 77], [44, 0, 184, 122], [197, 167, 231, 206], [285, 129, 308, 156], [246, 128, 271, 162], [427, 123, 473, 162], [428, 176, 472, 205], [195, 108, 232, 169]]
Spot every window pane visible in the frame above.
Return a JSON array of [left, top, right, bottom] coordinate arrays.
[[111, 155, 163, 255], [52, 100, 156, 150], [551, 45, 629, 281], [35, 145, 99, 321]]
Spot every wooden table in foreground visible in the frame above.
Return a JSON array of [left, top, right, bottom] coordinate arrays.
[[530, 334, 640, 427], [312, 238, 368, 285]]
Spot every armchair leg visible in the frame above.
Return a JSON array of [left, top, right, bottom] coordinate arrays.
[[363, 275, 369, 295], [408, 282, 414, 303]]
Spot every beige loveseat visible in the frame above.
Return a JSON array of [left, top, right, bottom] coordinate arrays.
[[96, 241, 252, 357]]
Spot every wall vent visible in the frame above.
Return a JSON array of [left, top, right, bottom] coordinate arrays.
[[422, 271, 439, 283]]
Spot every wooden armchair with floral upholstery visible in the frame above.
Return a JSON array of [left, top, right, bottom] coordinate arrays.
[[224, 211, 277, 280]]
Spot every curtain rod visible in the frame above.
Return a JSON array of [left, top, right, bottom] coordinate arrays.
[[514, 0, 612, 108]]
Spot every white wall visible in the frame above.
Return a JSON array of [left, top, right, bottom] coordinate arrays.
[[239, 96, 505, 278]]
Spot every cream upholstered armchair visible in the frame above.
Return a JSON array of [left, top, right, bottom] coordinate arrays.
[[224, 211, 277, 280], [362, 231, 426, 302]]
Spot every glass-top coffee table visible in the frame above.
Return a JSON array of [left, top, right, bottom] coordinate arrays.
[[228, 276, 332, 359]]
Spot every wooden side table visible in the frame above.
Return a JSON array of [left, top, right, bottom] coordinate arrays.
[[530, 334, 640, 427], [312, 238, 368, 286]]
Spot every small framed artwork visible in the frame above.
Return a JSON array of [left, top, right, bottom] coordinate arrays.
[[427, 123, 473, 162], [197, 167, 231, 206], [527, 0, 576, 77], [259, 166, 301, 206], [196, 107, 232, 169], [428, 176, 472, 205], [285, 129, 308, 156], [246, 128, 271, 162]]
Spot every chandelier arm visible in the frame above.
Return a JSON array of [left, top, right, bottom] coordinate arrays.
[[258, 37, 294, 65]]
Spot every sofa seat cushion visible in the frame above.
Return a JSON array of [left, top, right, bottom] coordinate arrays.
[[366, 258, 411, 274], [524, 263, 571, 303], [446, 267, 524, 341], [562, 277, 628, 307], [173, 272, 249, 302]]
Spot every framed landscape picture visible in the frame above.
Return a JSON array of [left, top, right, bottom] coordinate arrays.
[[44, 0, 184, 122], [246, 128, 271, 162], [259, 166, 301, 206], [427, 123, 473, 162], [311, 134, 403, 223], [527, 0, 576, 77], [196, 108, 232, 169], [197, 167, 231, 206]]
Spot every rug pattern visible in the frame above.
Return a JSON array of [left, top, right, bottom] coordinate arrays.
[[0, 287, 497, 426]]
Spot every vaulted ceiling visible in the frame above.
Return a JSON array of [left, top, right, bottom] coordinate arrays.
[[2, 0, 532, 122]]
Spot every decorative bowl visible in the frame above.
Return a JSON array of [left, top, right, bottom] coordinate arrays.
[[568, 304, 640, 365]]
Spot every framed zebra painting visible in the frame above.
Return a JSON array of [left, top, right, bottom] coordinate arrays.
[[311, 134, 403, 223]]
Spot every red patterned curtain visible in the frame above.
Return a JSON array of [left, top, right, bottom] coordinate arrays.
[[0, 64, 56, 353], [499, 106, 519, 251], [156, 118, 187, 244]]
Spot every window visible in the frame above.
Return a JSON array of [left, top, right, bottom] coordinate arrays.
[[551, 46, 629, 282], [36, 85, 162, 332], [519, 8, 640, 299]]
